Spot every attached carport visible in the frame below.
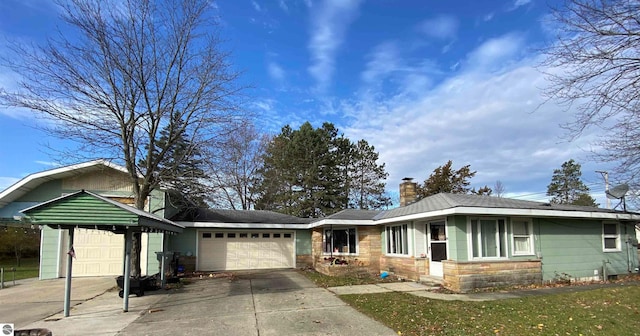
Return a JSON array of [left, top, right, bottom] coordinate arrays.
[[21, 190, 183, 316]]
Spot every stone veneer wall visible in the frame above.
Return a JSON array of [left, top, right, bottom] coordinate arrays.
[[296, 254, 312, 268], [443, 260, 542, 293], [379, 256, 428, 281], [311, 226, 383, 274]]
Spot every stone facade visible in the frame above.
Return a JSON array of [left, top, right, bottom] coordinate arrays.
[[443, 260, 542, 293], [296, 254, 313, 268], [379, 256, 429, 281], [312, 226, 382, 274]]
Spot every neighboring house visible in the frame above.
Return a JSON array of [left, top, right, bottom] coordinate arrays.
[[2, 162, 639, 293]]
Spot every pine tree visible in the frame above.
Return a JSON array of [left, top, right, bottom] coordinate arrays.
[[253, 122, 390, 217], [417, 160, 488, 198], [546, 159, 598, 206], [349, 140, 391, 209]]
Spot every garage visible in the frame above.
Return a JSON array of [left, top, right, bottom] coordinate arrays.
[[70, 229, 124, 276], [198, 230, 295, 271], [58, 229, 153, 277]]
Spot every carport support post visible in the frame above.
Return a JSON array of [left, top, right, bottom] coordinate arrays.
[[63, 227, 74, 317], [123, 229, 132, 312], [160, 233, 167, 287]]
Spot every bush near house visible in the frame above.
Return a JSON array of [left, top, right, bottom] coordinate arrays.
[[340, 286, 640, 335]]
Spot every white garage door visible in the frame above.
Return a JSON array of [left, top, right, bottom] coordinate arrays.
[[59, 229, 151, 277], [198, 231, 295, 271], [71, 229, 124, 277]]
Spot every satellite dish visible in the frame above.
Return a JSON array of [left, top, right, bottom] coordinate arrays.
[[606, 184, 629, 199]]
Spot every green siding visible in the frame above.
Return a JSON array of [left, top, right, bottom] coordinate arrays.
[[27, 193, 139, 226], [39, 226, 60, 279], [296, 229, 311, 255], [146, 232, 164, 274], [448, 215, 469, 261], [538, 219, 637, 281], [169, 228, 197, 255]]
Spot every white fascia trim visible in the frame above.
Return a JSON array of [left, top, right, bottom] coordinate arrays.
[[180, 221, 310, 229], [0, 159, 132, 206], [309, 219, 376, 228], [374, 207, 640, 224]]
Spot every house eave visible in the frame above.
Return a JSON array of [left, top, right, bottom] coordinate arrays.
[[373, 206, 640, 224], [179, 221, 311, 229]]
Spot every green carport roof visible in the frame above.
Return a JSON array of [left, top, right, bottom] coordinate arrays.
[[20, 190, 183, 233]]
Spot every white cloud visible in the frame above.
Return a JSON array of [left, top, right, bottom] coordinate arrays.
[[307, 0, 362, 92], [268, 62, 285, 82], [35, 160, 61, 167], [417, 15, 459, 40], [509, 0, 532, 11], [465, 33, 525, 69], [483, 13, 495, 22], [252, 0, 262, 12], [279, 0, 288, 11], [341, 35, 602, 202], [0, 177, 19, 191], [361, 41, 400, 84]]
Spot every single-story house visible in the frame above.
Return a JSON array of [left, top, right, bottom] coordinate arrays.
[[1, 161, 638, 292]]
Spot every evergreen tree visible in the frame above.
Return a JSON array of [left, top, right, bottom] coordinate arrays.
[[349, 140, 391, 209], [418, 160, 490, 198], [142, 114, 210, 208], [254, 122, 390, 217], [546, 159, 598, 206]]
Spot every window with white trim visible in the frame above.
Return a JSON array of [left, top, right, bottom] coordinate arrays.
[[323, 228, 357, 254], [512, 219, 533, 255], [386, 224, 408, 255], [603, 223, 620, 252], [470, 218, 507, 258]]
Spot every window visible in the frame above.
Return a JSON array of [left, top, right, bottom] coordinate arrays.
[[512, 219, 533, 255], [386, 224, 408, 255], [202, 232, 212, 239], [273, 233, 281, 238], [470, 218, 507, 258], [214, 233, 224, 238], [283, 233, 292, 238], [323, 228, 357, 254], [251, 233, 259, 238], [239, 233, 248, 238], [227, 233, 236, 238], [603, 223, 620, 251], [263, 233, 270, 238]]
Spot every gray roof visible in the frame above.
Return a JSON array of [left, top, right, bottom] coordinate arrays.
[[375, 193, 625, 220], [172, 208, 313, 224], [321, 209, 382, 221]]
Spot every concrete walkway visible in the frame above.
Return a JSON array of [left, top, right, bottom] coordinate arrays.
[[328, 280, 640, 301]]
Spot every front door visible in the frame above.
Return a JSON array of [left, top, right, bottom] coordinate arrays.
[[428, 221, 447, 277]]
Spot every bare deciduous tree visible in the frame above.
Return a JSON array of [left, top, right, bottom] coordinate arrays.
[[207, 121, 268, 210], [540, 0, 640, 197], [0, 0, 244, 276], [494, 180, 506, 198]]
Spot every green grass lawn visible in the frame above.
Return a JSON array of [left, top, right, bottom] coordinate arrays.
[[299, 268, 397, 287], [0, 257, 39, 281], [340, 286, 640, 335]]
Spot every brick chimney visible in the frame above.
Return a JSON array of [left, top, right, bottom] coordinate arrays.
[[399, 177, 417, 207]]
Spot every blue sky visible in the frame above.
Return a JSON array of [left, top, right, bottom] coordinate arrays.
[[0, 0, 619, 206]]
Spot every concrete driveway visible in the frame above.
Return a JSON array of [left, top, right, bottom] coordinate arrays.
[[0, 277, 115, 329], [6, 270, 396, 335], [120, 270, 396, 336]]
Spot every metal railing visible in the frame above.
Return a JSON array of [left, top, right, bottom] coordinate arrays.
[[0, 268, 16, 289]]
